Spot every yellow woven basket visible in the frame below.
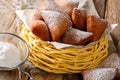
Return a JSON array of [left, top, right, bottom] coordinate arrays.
[[19, 24, 108, 74]]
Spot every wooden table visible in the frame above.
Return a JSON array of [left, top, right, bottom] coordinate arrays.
[[0, 0, 118, 80]]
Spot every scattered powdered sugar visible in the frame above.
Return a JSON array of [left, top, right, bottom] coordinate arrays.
[[65, 28, 93, 42], [40, 0, 70, 20], [41, 10, 61, 27], [83, 68, 117, 80], [55, 0, 79, 15], [99, 53, 120, 69], [0, 41, 22, 68], [41, 10, 72, 29]]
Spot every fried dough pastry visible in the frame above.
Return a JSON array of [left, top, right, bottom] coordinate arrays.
[[54, 0, 79, 17], [87, 15, 108, 41], [99, 52, 120, 80], [72, 8, 87, 31], [33, 10, 43, 20], [30, 20, 51, 41], [41, 10, 72, 42], [36, 0, 70, 20], [82, 68, 117, 80], [62, 28, 93, 45]]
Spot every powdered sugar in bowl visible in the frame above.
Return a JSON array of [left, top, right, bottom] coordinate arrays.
[[0, 32, 29, 70]]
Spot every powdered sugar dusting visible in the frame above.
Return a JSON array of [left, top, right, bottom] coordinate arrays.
[[41, 10, 61, 27], [0, 41, 22, 68], [55, 0, 79, 7], [39, 0, 70, 20], [65, 28, 93, 42], [41, 10, 72, 41], [83, 68, 117, 80], [99, 53, 120, 69], [41, 10, 72, 28], [54, 0, 79, 15]]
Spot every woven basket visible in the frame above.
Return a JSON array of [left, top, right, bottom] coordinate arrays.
[[19, 24, 108, 74]]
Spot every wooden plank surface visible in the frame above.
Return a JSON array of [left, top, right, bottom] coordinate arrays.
[[0, 0, 117, 80], [105, 0, 120, 53]]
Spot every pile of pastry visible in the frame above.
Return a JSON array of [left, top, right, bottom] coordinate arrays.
[[30, 0, 108, 46], [82, 52, 120, 80]]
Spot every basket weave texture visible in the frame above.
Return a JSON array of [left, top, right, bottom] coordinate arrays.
[[19, 25, 108, 74]]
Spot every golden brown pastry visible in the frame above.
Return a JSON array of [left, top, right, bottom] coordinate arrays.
[[82, 68, 117, 80], [41, 10, 72, 42], [30, 20, 51, 41], [87, 15, 108, 41], [54, 0, 79, 17], [62, 28, 93, 45], [36, 0, 70, 20], [33, 10, 43, 20], [72, 8, 87, 31]]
